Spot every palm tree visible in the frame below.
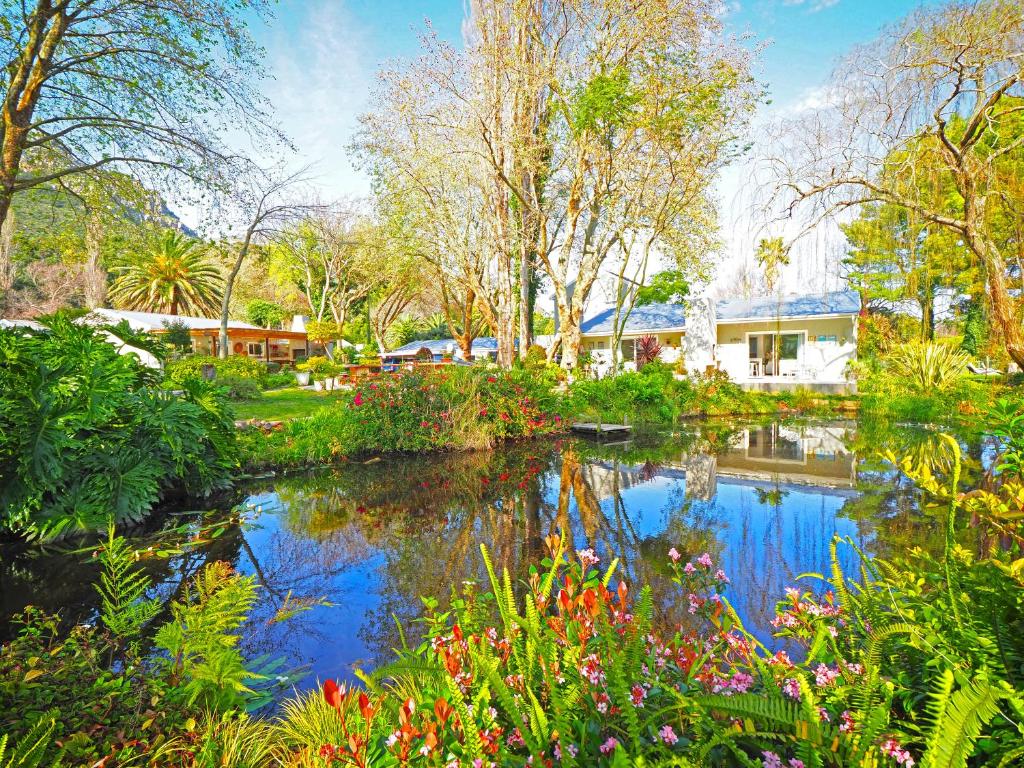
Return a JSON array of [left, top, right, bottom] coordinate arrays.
[[110, 231, 223, 316]]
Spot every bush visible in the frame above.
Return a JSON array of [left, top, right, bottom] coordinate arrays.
[[166, 354, 268, 387], [888, 341, 972, 390], [264, 371, 296, 390], [0, 318, 238, 538], [215, 374, 263, 401], [239, 367, 567, 468]]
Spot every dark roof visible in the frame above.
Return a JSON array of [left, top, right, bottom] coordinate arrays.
[[714, 290, 860, 322], [580, 303, 686, 336]]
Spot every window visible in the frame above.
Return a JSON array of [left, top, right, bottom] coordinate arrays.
[[779, 334, 800, 360], [620, 339, 635, 361], [748, 336, 758, 357], [247, 342, 264, 357]]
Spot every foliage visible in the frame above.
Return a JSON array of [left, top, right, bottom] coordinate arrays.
[[239, 367, 566, 469], [166, 354, 269, 388], [154, 562, 263, 711], [888, 341, 972, 391], [634, 334, 662, 369], [297, 355, 341, 381], [0, 534, 285, 766], [0, 316, 237, 538], [216, 374, 264, 401], [245, 299, 289, 329], [634, 269, 690, 306], [109, 231, 223, 316], [960, 299, 987, 358], [161, 319, 194, 352], [264, 371, 297, 390], [566, 363, 781, 424]]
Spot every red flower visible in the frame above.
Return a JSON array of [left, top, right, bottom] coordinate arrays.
[[487, 375, 497, 383], [323, 678, 343, 710], [353, 392, 364, 406]]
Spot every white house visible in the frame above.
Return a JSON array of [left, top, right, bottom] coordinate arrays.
[[578, 289, 861, 393]]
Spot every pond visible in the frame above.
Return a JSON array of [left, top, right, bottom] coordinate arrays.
[[0, 417, 957, 692]]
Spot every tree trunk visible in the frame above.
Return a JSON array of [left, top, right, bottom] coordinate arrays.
[[82, 210, 106, 308], [518, 244, 531, 359], [973, 233, 1024, 368], [220, 237, 252, 359]]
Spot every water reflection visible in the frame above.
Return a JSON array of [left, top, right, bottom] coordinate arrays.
[[1, 419, 951, 690]]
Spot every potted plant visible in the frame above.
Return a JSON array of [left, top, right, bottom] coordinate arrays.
[[300, 356, 338, 391]]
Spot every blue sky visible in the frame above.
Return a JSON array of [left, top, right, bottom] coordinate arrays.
[[245, 0, 946, 291]]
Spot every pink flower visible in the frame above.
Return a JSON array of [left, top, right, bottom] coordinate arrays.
[[814, 663, 839, 687], [577, 548, 599, 569], [729, 671, 754, 693], [762, 751, 782, 768], [353, 392, 364, 406], [782, 677, 801, 700], [789, 760, 805, 768], [715, 568, 730, 583], [697, 552, 713, 568], [659, 725, 678, 745], [599, 737, 618, 755], [683, 562, 696, 574], [880, 738, 915, 766], [668, 547, 681, 563], [839, 710, 855, 733]]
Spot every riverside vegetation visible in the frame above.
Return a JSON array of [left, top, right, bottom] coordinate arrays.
[[1, 405, 1022, 766]]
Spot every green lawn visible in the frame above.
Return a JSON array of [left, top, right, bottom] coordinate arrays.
[[232, 387, 345, 421]]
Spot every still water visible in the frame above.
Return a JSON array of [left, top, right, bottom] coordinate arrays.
[[0, 418, 949, 688]]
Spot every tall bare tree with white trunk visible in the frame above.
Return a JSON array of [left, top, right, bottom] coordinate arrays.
[[360, 0, 754, 369], [764, 0, 1024, 366]]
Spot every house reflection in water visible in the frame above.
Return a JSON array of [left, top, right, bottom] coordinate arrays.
[[575, 422, 864, 643], [716, 422, 857, 490]]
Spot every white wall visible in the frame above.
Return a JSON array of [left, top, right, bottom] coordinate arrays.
[[714, 316, 857, 382], [682, 297, 716, 374]]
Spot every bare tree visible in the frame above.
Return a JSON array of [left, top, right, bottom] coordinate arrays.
[[764, 0, 1024, 365], [216, 165, 317, 358], [0, 0, 282, 231]]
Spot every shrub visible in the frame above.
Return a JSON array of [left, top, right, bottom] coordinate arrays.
[[239, 367, 567, 468], [0, 318, 238, 538], [215, 374, 263, 401], [166, 354, 268, 387], [888, 341, 971, 391], [264, 371, 296, 390], [635, 334, 662, 368]]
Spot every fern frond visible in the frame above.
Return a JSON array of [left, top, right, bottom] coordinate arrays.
[[920, 674, 1005, 768]]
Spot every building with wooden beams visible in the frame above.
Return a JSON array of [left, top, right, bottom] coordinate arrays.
[[83, 308, 310, 363]]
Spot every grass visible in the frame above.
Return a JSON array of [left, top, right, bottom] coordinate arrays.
[[232, 387, 345, 421]]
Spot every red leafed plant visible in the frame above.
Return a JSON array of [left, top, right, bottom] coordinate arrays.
[[635, 334, 663, 368], [319, 678, 377, 767]]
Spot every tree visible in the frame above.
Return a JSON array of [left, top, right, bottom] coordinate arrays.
[[109, 231, 221, 316], [359, 0, 754, 369], [245, 299, 288, 330], [754, 237, 789, 293], [0, 0, 278, 232], [216, 165, 315, 359], [766, 0, 1024, 365], [636, 270, 691, 306], [269, 208, 382, 339], [841, 202, 971, 340]]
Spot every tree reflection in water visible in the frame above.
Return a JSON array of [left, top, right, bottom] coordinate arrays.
[[1, 418, 964, 692]]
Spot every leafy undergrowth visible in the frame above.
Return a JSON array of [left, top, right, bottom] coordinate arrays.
[[238, 366, 567, 470]]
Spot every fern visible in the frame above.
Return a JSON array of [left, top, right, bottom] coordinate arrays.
[[0, 714, 62, 768], [96, 529, 160, 644], [154, 561, 261, 710], [920, 672, 1006, 768]]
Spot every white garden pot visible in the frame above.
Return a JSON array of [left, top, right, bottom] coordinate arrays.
[[313, 379, 325, 391], [295, 371, 311, 386]]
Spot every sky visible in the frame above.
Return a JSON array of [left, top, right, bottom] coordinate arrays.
[[240, 0, 947, 297]]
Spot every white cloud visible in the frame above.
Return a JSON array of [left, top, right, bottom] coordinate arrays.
[[263, 1, 375, 199], [783, 0, 840, 12]]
